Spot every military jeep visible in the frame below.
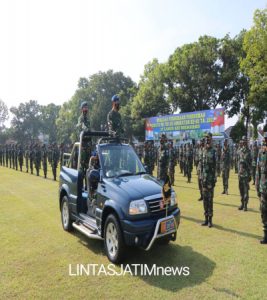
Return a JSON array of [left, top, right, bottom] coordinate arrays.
[[59, 131, 180, 263]]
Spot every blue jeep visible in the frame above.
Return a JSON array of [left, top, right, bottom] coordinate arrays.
[[59, 131, 180, 263]]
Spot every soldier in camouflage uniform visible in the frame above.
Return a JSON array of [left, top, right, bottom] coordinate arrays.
[[77, 101, 91, 176], [24, 145, 29, 173], [29, 144, 35, 174], [107, 95, 124, 138], [234, 144, 239, 174], [221, 139, 231, 195], [168, 141, 176, 185], [11, 144, 15, 169], [238, 136, 252, 211], [179, 145, 184, 174], [197, 139, 205, 201], [18, 144, 24, 172], [251, 142, 259, 185], [48, 144, 52, 165], [8, 144, 12, 168], [5, 144, 9, 168], [201, 133, 216, 228], [59, 143, 66, 166], [42, 144, 48, 178], [183, 144, 187, 177], [216, 143, 222, 177], [143, 142, 153, 175], [157, 134, 169, 182], [34, 144, 42, 176], [185, 143, 193, 183], [14, 144, 18, 170], [256, 129, 267, 244], [51, 142, 60, 181]]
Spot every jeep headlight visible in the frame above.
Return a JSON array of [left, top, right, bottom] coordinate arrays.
[[171, 192, 177, 206], [129, 199, 147, 215]]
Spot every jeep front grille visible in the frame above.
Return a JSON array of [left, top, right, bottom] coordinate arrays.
[[147, 198, 171, 213]]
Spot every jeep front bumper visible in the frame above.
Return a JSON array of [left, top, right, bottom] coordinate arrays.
[[121, 208, 180, 249]]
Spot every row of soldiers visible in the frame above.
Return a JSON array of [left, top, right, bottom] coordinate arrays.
[[0, 143, 63, 181]]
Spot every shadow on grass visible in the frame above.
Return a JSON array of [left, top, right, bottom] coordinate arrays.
[[124, 244, 216, 292], [72, 230, 216, 292], [214, 201, 259, 213], [181, 215, 262, 240], [175, 184, 199, 191]]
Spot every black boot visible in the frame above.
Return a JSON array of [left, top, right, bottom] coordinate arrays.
[[201, 216, 208, 226], [198, 195, 203, 201], [243, 203, 248, 211], [208, 216, 213, 228], [238, 202, 244, 210], [221, 190, 225, 194], [260, 230, 267, 244], [225, 189, 228, 195]]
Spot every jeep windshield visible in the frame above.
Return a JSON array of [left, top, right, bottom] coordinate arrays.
[[99, 144, 146, 178]]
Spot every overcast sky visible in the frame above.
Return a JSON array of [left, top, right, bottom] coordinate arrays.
[[0, 0, 266, 126]]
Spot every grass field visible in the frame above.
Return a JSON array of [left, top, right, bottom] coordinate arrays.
[[0, 164, 266, 300]]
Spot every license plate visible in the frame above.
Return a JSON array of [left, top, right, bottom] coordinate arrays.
[[160, 218, 175, 234]]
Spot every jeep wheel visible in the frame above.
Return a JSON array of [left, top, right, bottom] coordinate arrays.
[[61, 196, 73, 232], [104, 214, 125, 264]]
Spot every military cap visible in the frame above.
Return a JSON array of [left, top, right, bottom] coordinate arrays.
[[80, 101, 88, 109], [111, 95, 120, 102]]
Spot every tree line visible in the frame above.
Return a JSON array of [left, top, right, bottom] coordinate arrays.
[[0, 8, 266, 144]]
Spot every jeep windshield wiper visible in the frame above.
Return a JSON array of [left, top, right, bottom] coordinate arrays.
[[116, 172, 134, 177]]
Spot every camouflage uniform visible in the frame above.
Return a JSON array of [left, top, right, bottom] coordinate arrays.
[[201, 134, 216, 227], [256, 138, 267, 243], [25, 145, 29, 173], [157, 136, 169, 182], [144, 143, 153, 175], [14, 144, 18, 170], [216, 144, 222, 177], [29, 144, 35, 174], [168, 143, 176, 185], [221, 141, 231, 194], [34, 144, 42, 176], [11, 144, 15, 169], [51, 143, 60, 181], [185, 144, 193, 183], [251, 144, 259, 185], [107, 109, 124, 137], [17, 144, 24, 172], [179, 145, 184, 174], [183, 145, 187, 177], [77, 111, 91, 175], [238, 140, 252, 211], [5, 144, 9, 167], [197, 140, 205, 201], [8, 145, 12, 168], [42, 145, 48, 178]]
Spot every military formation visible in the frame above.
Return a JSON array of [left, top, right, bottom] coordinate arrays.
[[0, 142, 65, 181], [133, 128, 267, 243], [1, 93, 267, 244]]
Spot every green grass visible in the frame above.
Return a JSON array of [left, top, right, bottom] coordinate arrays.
[[0, 164, 266, 300]]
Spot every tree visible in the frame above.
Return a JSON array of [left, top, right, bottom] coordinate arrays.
[[56, 70, 136, 143], [168, 36, 221, 112], [40, 103, 61, 143], [0, 99, 9, 129], [130, 59, 171, 140], [241, 8, 267, 115], [230, 120, 246, 143], [10, 100, 42, 142]]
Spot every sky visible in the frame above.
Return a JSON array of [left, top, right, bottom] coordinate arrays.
[[0, 0, 266, 127]]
